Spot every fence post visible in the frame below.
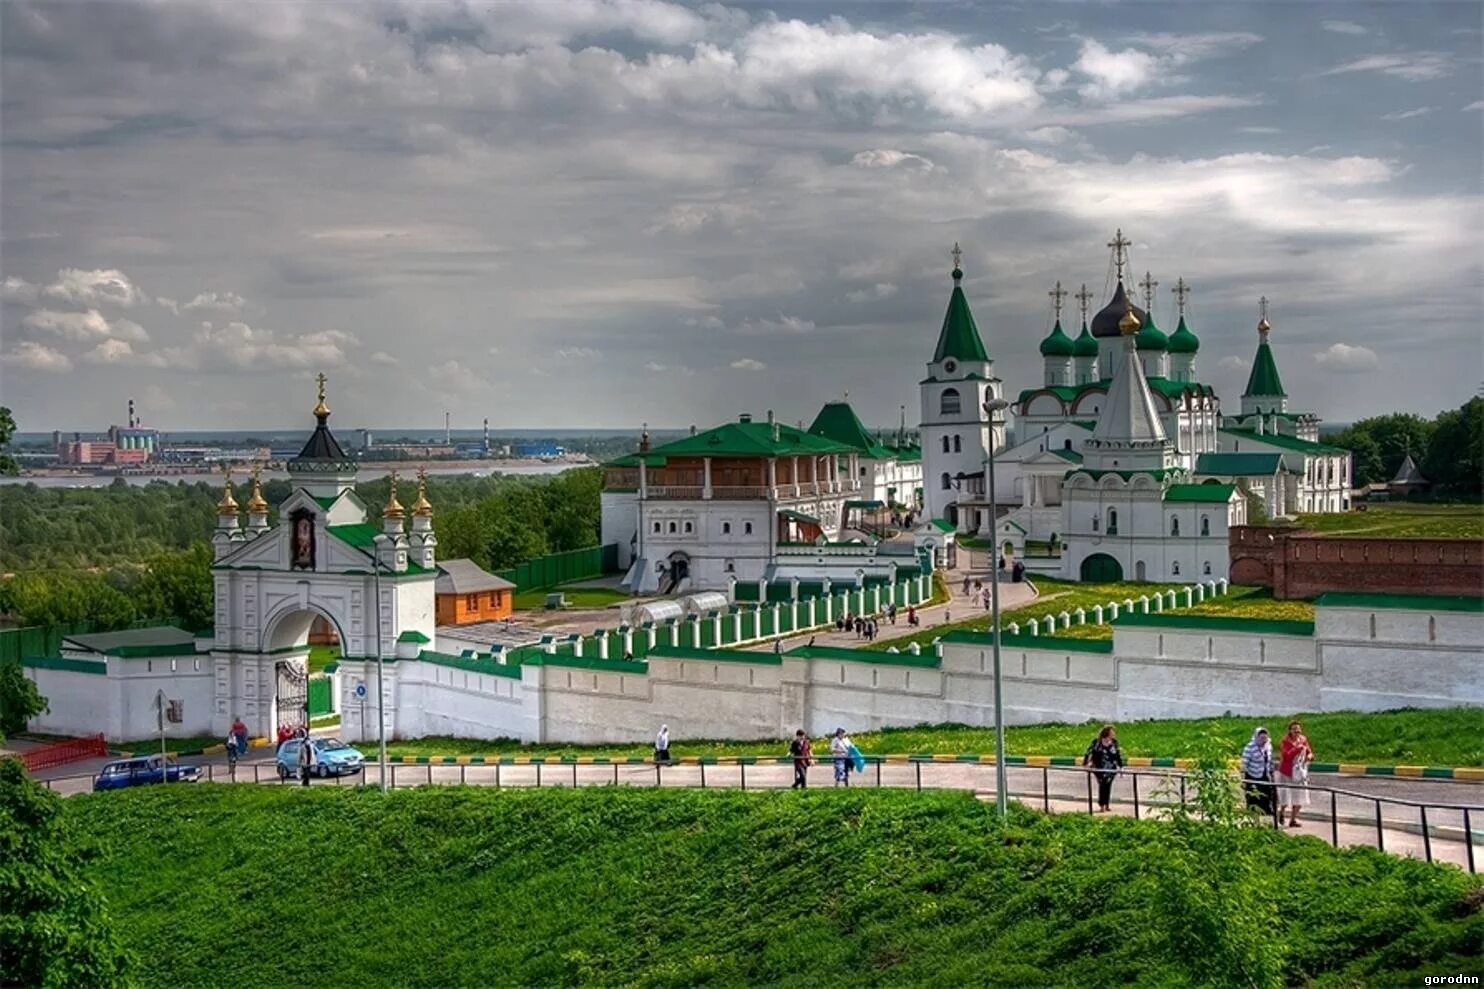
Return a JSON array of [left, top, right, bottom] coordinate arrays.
[[1465, 809, 1475, 874], [1043, 767, 1049, 812], [1331, 791, 1339, 848], [1375, 800, 1384, 851], [740, 762, 746, 791], [1133, 773, 1140, 820], [1420, 806, 1432, 863], [915, 761, 921, 792]]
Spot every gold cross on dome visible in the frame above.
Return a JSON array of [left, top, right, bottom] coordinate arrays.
[[1259, 296, 1270, 321], [1139, 271, 1158, 310], [1173, 277, 1190, 316], [315, 372, 327, 402], [951, 242, 962, 271], [1107, 228, 1131, 281], [1075, 283, 1093, 321], [1049, 281, 1067, 320]]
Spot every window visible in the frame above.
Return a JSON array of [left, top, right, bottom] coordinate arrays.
[[940, 388, 961, 416], [1107, 508, 1118, 535], [1170, 517, 1180, 537], [724, 560, 735, 574], [1063, 439, 1072, 450], [953, 435, 961, 453], [1203, 561, 1212, 576], [860, 466, 867, 477], [668, 521, 677, 534], [652, 521, 661, 534], [466, 594, 478, 610], [941, 472, 952, 490], [942, 436, 950, 453], [683, 521, 693, 534], [1092, 516, 1099, 533], [1171, 561, 1180, 575], [1200, 515, 1210, 537], [722, 521, 731, 535], [743, 521, 753, 535]]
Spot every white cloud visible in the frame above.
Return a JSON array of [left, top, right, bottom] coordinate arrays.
[[736, 314, 815, 334], [850, 149, 935, 171], [1073, 41, 1160, 99], [1, 341, 73, 373], [1126, 32, 1263, 64], [729, 357, 767, 370], [1322, 20, 1369, 35], [645, 203, 759, 235], [21, 308, 149, 343], [1042, 94, 1262, 126], [429, 359, 488, 392], [1313, 342, 1380, 372], [42, 268, 149, 308], [1464, 100, 1484, 112], [644, 361, 670, 372], [1321, 52, 1453, 81], [182, 291, 246, 313], [846, 283, 899, 303], [1381, 107, 1435, 120], [81, 339, 167, 367], [1240, 126, 1282, 134], [369, 351, 400, 366], [1217, 356, 1251, 372], [554, 346, 603, 359], [167, 322, 357, 371], [1, 277, 40, 305], [683, 315, 727, 331]]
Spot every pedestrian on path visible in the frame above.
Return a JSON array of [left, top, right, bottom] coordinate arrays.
[[1082, 725, 1123, 812], [789, 730, 812, 789], [1241, 727, 1276, 818], [831, 728, 853, 786], [962, 575, 971, 596], [1276, 720, 1313, 828], [298, 733, 315, 786], [654, 724, 671, 764]]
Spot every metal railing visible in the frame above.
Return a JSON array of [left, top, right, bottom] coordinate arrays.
[[36, 758, 1479, 873]]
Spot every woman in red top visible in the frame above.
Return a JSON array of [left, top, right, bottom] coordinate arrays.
[[1276, 720, 1314, 828]]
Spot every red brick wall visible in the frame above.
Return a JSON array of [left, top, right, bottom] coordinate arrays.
[[1229, 526, 1484, 599]]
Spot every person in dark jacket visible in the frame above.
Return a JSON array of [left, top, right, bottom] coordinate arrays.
[[789, 730, 812, 789], [1083, 724, 1123, 812]]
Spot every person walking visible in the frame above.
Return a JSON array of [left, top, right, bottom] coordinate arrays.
[[1082, 725, 1123, 812], [1276, 720, 1314, 828], [906, 605, 916, 627], [830, 728, 853, 787], [1241, 727, 1276, 818], [298, 732, 315, 786], [654, 724, 671, 764], [962, 574, 971, 596], [789, 729, 812, 789]]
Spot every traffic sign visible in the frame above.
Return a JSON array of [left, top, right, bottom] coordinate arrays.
[[354, 682, 367, 699]]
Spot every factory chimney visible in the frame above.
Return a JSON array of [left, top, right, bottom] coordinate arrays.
[[445, 412, 451, 445], [483, 418, 490, 453], [128, 398, 136, 428]]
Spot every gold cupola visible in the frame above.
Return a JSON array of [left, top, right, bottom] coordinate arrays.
[[383, 469, 406, 519], [217, 466, 240, 515], [411, 467, 433, 517], [246, 466, 269, 514], [1118, 306, 1141, 336]]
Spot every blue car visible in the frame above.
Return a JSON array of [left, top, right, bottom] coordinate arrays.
[[275, 737, 365, 779], [93, 755, 202, 792]]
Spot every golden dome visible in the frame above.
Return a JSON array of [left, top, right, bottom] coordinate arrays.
[[1257, 317, 1272, 333], [1118, 307, 1141, 336], [411, 468, 432, 517], [217, 468, 239, 515], [246, 469, 269, 514], [383, 470, 406, 519]]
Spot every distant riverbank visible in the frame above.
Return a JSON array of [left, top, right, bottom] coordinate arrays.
[[0, 460, 588, 488]]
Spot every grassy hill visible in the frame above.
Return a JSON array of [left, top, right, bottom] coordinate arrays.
[[68, 786, 1482, 987]]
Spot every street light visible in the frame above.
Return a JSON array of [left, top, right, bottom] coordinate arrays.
[[371, 533, 392, 793], [983, 396, 1011, 817]]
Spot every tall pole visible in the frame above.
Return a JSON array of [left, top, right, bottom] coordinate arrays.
[[984, 398, 1008, 817], [373, 553, 387, 793]]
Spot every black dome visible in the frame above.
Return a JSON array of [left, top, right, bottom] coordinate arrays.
[[1091, 281, 1148, 338]]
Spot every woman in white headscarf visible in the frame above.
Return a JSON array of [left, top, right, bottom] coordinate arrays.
[[1240, 727, 1275, 818], [654, 725, 670, 764]]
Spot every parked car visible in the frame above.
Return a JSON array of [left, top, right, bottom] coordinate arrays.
[[93, 754, 202, 792], [275, 737, 365, 779]]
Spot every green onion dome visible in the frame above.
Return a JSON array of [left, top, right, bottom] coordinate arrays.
[[1135, 311, 1168, 351], [1167, 314, 1199, 354], [1039, 319, 1075, 357], [1072, 320, 1098, 358]]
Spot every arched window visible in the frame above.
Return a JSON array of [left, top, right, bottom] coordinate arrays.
[[1170, 517, 1180, 537], [683, 521, 693, 534], [743, 521, 753, 535], [1107, 508, 1118, 535], [1171, 561, 1180, 575], [940, 472, 952, 490], [652, 521, 661, 534], [668, 521, 677, 534], [1203, 561, 1212, 575], [940, 388, 961, 416], [1063, 439, 1072, 450], [952, 435, 962, 453], [1200, 515, 1210, 537], [722, 521, 731, 535], [942, 436, 950, 453]]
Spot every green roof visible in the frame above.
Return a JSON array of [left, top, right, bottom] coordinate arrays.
[[1136, 311, 1168, 351], [1219, 428, 1347, 455], [1016, 377, 1214, 407], [933, 272, 989, 363], [941, 629, 1114, 654], [808, 401, 893, 459], [641, 416, 856, 459], [1115, 612, 1316, 637], [418, 649, 523, 679], [1315, 593, 1483, 613], [1164, 482, 1237, 503], [313, 495, 338, 510], [1167, 315, 1199, 354], [326, 524, 433, 574], [1244, 339, 1286, 397], [930, 518, 956, 533], [1039, 319, 1075, 357], [397, 630, 431, 644], [779, 508, 822, 525], [605, 452, 668, 468], [1072, 321, 1098, 357], [1195, 453, 1285, 476], [1051, 448, 1083, 464]]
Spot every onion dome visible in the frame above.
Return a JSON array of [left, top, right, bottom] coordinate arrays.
[[217, 477, 239, 516], [383, 470, 406, 519], [1167, 315, 1199, 354], [246, 472, 269, 514], [1039, 319, 1075, 357], [1118, 307, 1141, 335], [411, 469, 433, 518], [1072, 320, 1098, 358], [1092, 281, 1147, 338], [1135, 310, 1168, 351]]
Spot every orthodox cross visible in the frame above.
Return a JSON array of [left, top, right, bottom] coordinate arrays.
[[951, 242, 962, 271], [1049, 281, 1067, 321], [222, 463, 233, 487], [315, 372, 327, 404], [1172, 277, 1190, 316], [1139, 271, 1158, 310], [1075, 283, 1093, 322], [1258, 296, 1270, 321], [1107, 228, 1131, 281]]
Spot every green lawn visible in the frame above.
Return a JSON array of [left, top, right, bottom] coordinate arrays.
[[65, 787, 1483, 987], [369, 707, 1484, 767], [308, 644, 340, 673], [513, 586, 632, 610], [1296, 503, 1484, 539]]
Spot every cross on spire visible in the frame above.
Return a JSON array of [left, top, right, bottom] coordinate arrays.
[[1258, 296, 1269, 321], [1139, 271, 1158, 310], [312, 371, 329, 417], [1075, 283, 1093, 321], [950, 242, 962, 272], [1172, 277, 1190, 316], [1049, 281, 1067, 321], [1107, 228, 1131, 281]]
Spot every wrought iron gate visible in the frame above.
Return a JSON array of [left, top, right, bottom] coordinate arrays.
[[275, 660, 309, 733]]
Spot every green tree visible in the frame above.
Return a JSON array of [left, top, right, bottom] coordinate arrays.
[[0, 406, 18, 476], [134, 545, 214, 631], [0, 660, 47, 737], [1330, 412, 1434, 486], [1422, 397, 1483, 496]]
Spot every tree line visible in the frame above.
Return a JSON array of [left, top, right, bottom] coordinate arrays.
[[0, 467, 603, 630], [1327, 397, 1482, 494]]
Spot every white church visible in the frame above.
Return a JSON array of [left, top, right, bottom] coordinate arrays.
[[922, 232, 1351, 583]]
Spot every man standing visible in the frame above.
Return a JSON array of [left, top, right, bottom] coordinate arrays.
[[298, 733, 315, 786], [789, 730, 812, 789]]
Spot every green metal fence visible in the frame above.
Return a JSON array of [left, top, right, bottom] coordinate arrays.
[[495, 544, 620, 592], [1, 616, 186, 666]]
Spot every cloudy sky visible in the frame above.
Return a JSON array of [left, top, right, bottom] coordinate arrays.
[[2, 1, 1480, 434]]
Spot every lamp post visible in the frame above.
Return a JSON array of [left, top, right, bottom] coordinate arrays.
[[371, 533, 391, 793], [983, 397, 1011, 817]]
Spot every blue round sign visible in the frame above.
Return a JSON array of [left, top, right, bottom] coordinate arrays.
[[354, 682, 367, 699]]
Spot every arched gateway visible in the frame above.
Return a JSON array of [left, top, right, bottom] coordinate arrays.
[[208, 376, 437, 742]]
